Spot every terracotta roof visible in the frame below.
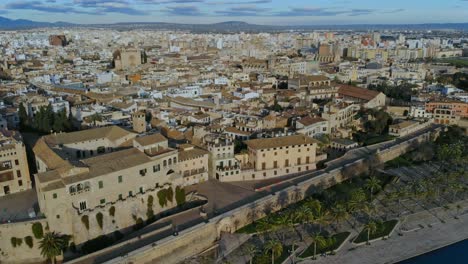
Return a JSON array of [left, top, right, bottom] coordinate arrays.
[[225, 127, 251, 136], [245, 134, 318, 150], [44, 126, 135, 145], [297, 116, 326, 127], [134, 133, 167, 146], [178, 147, 209, 162], [337, 85, 381, 101]]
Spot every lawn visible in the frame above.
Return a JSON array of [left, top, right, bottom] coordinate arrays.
[[363, 134, 395, 146], [236, 173, 395, 235], [251, 245, 292, 264], [353, 220, 398, 244], [436, 58, 468, 68], [299, 232, 351, 258]]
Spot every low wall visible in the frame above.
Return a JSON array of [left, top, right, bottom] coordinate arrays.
[[0, 218, 48, 263], [100, 128, 438, 264]]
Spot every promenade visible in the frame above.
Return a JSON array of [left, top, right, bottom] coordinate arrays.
[[306, 203, 468, 264]]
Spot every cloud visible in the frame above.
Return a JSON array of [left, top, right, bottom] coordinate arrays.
[[209, 0, 271, 4], [347, 9, 374, 16], [6, 1, 95, 14], [163, 5, 203, 16], [140, 0, 205, 3], [276, 7, 347, 17], [381, 9, 405, 14], [73, 0, 149, 15], [274, 7, 377, 17], [215, 5, 270, 16]]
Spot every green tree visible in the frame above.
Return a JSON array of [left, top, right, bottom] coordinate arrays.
[[32, 222, 44, 239], [242, 243, 258, 264], [175, 186, 186, 206], [309, 233, 326, 260], [38, 232, 68, 264], [96, 212, 104, 229], [331, 203, 350, 229], [25, 236, 34, 248], [18, 103, 29, 130], [89, 113, 103, 127], [364, 176, 381, 201], [264, 239, 283, 264], [363, 220, 378, 245]]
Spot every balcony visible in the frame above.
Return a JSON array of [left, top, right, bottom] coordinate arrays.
[[183, 168, 206, 177]]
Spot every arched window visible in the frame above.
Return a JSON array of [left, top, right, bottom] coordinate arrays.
[[69, 185, 76, 194], [77, 183, 83, 192], [167, 169, 174, 175], [168, 158, 172, 165], [84, 182, 91, 190], [173, 157, 177, 164], [163, 160, 167, 167]]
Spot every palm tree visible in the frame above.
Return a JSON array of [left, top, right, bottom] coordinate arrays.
[[89, 113, 102, 127], [313, 205, 331, 234], [242, 243, 258, 264], [257, 218, 272, 234], [264, 239, 283, 264], [294, 204, 314, 239], [38, 232, 68, 264], [331, 203, 350, 230], [364, 176, 381, 201], [274, 213, 291, 242], [363, 220, 378, 245], [309, 233, 326, 260]]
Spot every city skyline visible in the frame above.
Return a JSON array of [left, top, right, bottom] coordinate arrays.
[[0, 0, 467, 25]]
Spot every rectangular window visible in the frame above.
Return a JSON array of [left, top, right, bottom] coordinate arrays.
[[118, 175, 123, 183], [140, 169, 147, 176], [16, 170, 21, 178], [285, 159, 289, 167], [118, 194, 123, 200], [100, 199, 106, 204], [273, 161, 278, 168], [53, 193, 57, 199], [297, 158, 301, 165], [98, 181, 103, 189], [262, 162, 266, 170], [306, 157, 310, 163], [79, 201, 87, 211], [14, 159, 19, 166], [153, 164, 160, 172], [139, 187, 144, 193], [129, 191, 133, 196]]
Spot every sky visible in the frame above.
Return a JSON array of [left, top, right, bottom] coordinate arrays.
[[0, 0, 467, 25]]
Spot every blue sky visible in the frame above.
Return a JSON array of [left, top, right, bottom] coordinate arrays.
[[0, 0, 467, 25]]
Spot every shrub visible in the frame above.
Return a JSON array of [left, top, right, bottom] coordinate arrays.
[[113, 231, 124, 241], [24, 236, 33, 248], [157, 189, 167, 207], [81, 215, 90, 230], [11, 237, 17, 248], [81, 235, 114, 254], [109, 206, 115, 217], [134, 218, 144, 230], [96, 212, 104, 229], [147, 195, 154, 206], [16, 238, 23, 247], [166, 187, 174, 203], [146, 208, 154, 220], [175, 186, 186, 206], [32, 222, 44, 239]]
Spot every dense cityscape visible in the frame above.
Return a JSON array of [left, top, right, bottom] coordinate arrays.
[[0, 1, 467, 264]]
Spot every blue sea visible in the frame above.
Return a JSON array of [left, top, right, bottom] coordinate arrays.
[[399, 239, 468, 264]]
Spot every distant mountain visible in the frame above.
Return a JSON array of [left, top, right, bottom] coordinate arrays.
[[0, 16, 74, 29], [0, 16, 466, 32]]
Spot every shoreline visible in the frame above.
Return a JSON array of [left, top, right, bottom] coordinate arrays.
[[307, 209, 468, 264], [395, 237, 468, 263]]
